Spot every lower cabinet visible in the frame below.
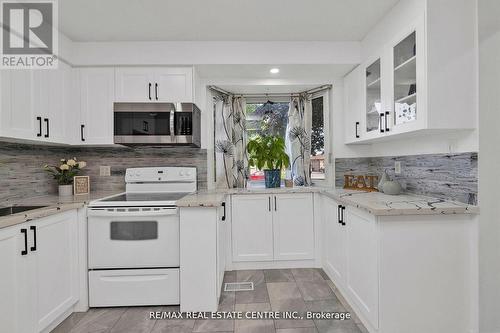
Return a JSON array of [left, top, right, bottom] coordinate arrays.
[[323, 197, 379, 329], [0, 210, 79, 333], [231, 193, 314, 262]]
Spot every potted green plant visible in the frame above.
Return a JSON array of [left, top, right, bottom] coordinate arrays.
[[43, 158, 87, 196], [247, 135, 290, 188]]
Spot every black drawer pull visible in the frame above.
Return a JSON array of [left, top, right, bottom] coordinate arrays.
[[80, 124, 85, 141], [385, 112, 390, 132], [221, 202, 226, 221], [148, 83, 152, 100], [380, 113, 384, 133], [337, 205, 343, 224], [355, 121, 360, 138], [21, 228, 28, 255], [341, 206, 346, 226], [30, 225, 37, 251], [44, 118, 49, 138], [36, 117, 42, 137], [155, 83, 159, 100]]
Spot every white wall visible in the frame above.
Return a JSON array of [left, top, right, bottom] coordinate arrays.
[[69, 41, 360, 66], [478, 1, 500, 331]]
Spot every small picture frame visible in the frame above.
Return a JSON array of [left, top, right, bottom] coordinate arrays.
[[73, 176, 90, 195]]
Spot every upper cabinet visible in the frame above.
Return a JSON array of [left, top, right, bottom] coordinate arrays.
[[344, 1, 477, 144], [115, 67, 194, 103], [0, 63, 72, 145]]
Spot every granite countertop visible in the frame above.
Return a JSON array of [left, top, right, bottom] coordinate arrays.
[[322, 189, 479, 216], [0, 191, 121, 230], [176, 186, 322, 208], [179, 187, 479, 216]]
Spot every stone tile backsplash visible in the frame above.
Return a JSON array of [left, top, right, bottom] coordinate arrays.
[[0, 143, 207, 204], [335, 152, 478, 204]]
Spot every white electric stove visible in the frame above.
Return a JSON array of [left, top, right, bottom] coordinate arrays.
[[87, 166, 196, 307]]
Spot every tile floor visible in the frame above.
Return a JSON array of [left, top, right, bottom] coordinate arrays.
[[52, 268, 368, 333]]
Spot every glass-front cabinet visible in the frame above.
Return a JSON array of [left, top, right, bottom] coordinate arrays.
[[365, 59, 382, 135], [393, 31, 417, 126]]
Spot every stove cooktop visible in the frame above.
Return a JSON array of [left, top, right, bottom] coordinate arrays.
[[89, 192, 191, 207]]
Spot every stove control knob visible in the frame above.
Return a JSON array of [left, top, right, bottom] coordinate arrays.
[[179, 171, 184, 176]]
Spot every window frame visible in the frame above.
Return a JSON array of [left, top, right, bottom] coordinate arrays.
[[309, 90, 332, 187]]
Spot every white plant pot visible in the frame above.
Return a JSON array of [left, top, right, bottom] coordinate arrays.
[[58, 185, 73, 197]]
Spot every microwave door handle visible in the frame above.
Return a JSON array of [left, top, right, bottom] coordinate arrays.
[[170, 108, 175, 142]]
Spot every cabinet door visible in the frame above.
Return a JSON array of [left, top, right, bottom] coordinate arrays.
[[115, 68, 154, 102], [0, 226, 33, 333], [216, 203, 226, 296], [33, 211, 79, 332], [322, 197, 347, 286], [0, 70, 38, 140], [231, 194, 273, 262], [344, 66, 364, 143], [155, 67, 193, 102], [80, 68, 114, 144], [345, 207, 379, 329], [32, 65, 70, 144], [273, 193, 314, 260]]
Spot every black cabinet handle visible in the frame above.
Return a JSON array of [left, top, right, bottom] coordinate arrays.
[[268, 196, 271, 212], [221, 202, 226, 221], [36, 117, 42, 137], [355, 121, 360, 138], [30, 225, 37, 252], [21, 228, 28, 255], [44, 118, 49, 138], [274, 196, 277, 211], [155, 83, 159, 100], [148, 83, 152, 100], [337, 205, 343, 225], [80, 124, 85, 142], [380, 113, 385, 133], [341, 206, 346, 226], [385, 112, 390, 132]]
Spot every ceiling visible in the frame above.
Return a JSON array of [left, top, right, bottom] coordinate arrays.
[[196, 64, 355, 79], [59, 0, 399, 42]]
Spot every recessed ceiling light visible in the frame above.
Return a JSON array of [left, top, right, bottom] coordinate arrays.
[[270, 68, 280, 74]]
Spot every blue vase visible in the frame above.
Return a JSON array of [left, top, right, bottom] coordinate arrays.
[[264, 169, 281, 188]]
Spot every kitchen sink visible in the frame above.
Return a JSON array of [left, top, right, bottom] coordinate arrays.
[[0, 205, 49, 217]]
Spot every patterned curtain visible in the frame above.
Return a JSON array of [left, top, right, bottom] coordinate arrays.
[[214, 93, 248, 189], [285, 94, 312, 186]]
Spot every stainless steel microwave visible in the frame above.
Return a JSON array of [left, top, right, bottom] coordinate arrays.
[[113, 102, 201, 147]]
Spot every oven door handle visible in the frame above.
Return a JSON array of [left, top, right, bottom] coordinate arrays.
[[87, 208, 178, 217]]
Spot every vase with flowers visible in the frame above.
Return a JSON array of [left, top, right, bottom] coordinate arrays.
[[43, 158, 87, 196]]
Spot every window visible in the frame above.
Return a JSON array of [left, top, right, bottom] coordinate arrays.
[[245, 101, 289, 182], [310, 96, 326, 180]]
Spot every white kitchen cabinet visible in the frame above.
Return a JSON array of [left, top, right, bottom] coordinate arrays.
[[344, 206, 379, 329], [344, 66, 363, 144], [273, 193, 314, 260], [322, 196, 346, 286], [231, 194, 274, 262], [345, 1, 476, 144], [33, 210, 79, 332], [0, 224, 32, 333], [216, 202, 227, 296], [155, 68, 193, 102], [79, 68, 115, 144], [0, 70, 37, 141], [32, 63, 73, 144], [321, 196, 476, 333], [115, 67, 193, 103], [180, 203, 227, 312], [0, 210, 79, 333], [231, 193, 315, 263]]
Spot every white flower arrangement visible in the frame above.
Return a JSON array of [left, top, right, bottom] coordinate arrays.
[[43, 157, 87, 185]]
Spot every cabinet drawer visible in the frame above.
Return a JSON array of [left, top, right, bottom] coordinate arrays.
[[89, 268, 179, 307]]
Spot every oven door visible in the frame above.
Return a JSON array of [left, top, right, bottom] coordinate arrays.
[[88, 207, 179, 269]]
